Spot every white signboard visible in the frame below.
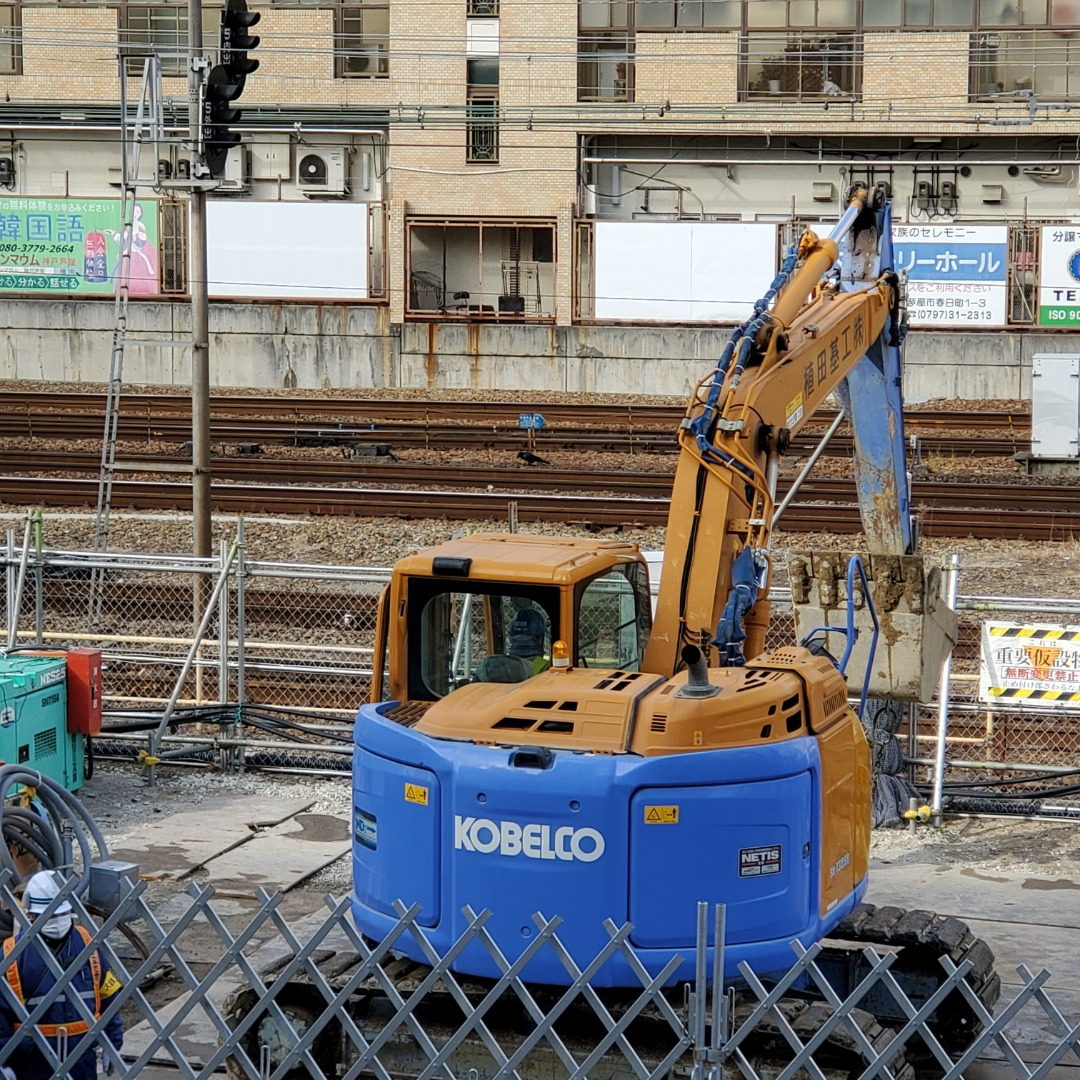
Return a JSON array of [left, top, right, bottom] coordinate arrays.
[[206, 201, 369, 299], [893, 225, 1008, 327], [1038, 225, 1080, 327], [594, 222, 777, 322], [979, 621, 1080, 710]]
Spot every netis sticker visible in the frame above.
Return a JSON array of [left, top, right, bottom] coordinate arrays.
[[739, 844, 781, 877]]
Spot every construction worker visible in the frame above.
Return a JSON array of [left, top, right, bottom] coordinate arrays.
[[506, 608, 550, 675], [0, 871, 124, 1080], [474, 608, 551, 684]]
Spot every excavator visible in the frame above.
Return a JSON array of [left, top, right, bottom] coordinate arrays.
[[230, 188, 1001, 1077]]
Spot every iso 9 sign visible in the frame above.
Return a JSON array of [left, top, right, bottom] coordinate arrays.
[[1038, 226, 1080, 326]]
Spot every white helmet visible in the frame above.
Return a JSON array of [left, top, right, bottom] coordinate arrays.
[[24, 870, 73, 917]]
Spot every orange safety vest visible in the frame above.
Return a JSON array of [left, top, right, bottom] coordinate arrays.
[[2, 925, 102, 1037]]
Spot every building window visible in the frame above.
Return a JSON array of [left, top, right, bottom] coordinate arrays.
[[972, 28, 1080, 97], [575, 0, 1080, 31], [1007, 223, 1038, 325], [467, 0, 499, 14], [466, 56, 499, 163], [978, 0, 1080, 26], [0, 6, 18, 75], [159, 200, 188, 295], [743, 31, 859, 98], [338, 0, 389, 77], [121, 5, 188, 78], [864, 0, 974, 25], [634, 0, 741, 26], [407, 219, 557, 319], [578, 34, 634, 100]]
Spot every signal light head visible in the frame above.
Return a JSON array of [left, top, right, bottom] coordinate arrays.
[[551, 640, 571, 669]]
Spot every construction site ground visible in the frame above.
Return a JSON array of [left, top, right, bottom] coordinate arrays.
[[75, 763, 1080, 1078]]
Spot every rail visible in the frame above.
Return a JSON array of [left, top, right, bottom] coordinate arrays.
[[0, 476, 1075, 539]]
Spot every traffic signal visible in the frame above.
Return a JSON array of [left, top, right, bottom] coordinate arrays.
[[220, 0, 260, 91], [203, 64, 242, 179]]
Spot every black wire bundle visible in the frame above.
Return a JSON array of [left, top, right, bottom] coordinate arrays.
[[100, 703, 354, 745]]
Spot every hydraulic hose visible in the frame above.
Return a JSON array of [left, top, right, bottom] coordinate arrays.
[[0, 766, 111, 896]]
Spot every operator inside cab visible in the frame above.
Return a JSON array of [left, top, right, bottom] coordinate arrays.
[[474, 607, 551, 683]]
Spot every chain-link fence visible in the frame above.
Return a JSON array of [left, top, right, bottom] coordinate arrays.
[[4, 520, 1080, 797]]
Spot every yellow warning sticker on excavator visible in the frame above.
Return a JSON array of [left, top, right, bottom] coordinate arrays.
[[644, 805, 679, 824], [404, 783, 429, 806], [786, 393, 804, 429]]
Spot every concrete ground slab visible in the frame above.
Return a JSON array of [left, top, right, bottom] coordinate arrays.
[[122, 906, 349, 1070], [111, 796, 317, 881], [868, 859, 1080, 1074], [201, 813, 351, 898]]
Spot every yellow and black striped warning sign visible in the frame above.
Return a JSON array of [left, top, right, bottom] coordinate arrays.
[[980, 621, 1080, 710], [987, 687, 1080, 703], [987, 626, 1080, 642]]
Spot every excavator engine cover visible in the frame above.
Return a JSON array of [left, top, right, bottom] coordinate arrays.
[[351, 699, 867, 987], [786, 552, 957, 703]]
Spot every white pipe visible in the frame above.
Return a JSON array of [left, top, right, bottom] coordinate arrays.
[[931, 552, 960, 825], [771, 412, 846, 530]]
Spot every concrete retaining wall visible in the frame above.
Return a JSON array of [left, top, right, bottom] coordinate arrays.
[[0, 297, 1066, 401]]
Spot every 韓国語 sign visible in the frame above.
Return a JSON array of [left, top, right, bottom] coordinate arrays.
[[0, 197, 159, 295]]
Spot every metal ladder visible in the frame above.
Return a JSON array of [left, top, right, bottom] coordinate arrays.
[[89, 57, 163, 621]]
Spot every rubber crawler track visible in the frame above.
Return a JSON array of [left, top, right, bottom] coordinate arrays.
[[829, 902, 1002, 1057], [220, 902, 1000, 1080]]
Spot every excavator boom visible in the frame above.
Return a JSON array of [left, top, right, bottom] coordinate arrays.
[[644, 188, 907, 677]]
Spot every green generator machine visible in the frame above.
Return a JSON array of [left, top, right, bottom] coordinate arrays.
[[0, 654, 85, 792]]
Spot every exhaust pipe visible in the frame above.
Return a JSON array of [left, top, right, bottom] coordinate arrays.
[[676, 644, 721, 699]]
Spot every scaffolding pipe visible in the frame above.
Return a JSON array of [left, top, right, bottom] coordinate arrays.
[[5, 515, 32, 652], [149, 541, 238, 771]]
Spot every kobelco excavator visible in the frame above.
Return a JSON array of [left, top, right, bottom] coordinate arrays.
[[230, 188, 1000, 1077]]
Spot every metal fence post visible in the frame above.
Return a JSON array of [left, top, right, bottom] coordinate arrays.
[[146, 540, 239, 783], [692, 901, 708, 1080], [4, 528, 12, 645], [236, 515, 246, 709], [218, 537, 230, 705], [711, 902, 727, 1070], [32, 509, 43, 647]]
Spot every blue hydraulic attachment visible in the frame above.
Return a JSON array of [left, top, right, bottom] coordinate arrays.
[[799, 555, 881, 722]]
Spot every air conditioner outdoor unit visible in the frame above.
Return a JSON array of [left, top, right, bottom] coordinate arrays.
[[296, 148, 348, 195], [217, 146, 251, 193]]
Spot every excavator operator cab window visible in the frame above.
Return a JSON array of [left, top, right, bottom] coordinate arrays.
[[574, 562, 652, 671], [409, 579, 559, 700]]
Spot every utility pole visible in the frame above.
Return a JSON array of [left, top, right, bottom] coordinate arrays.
[[188, 0, 212, 604]]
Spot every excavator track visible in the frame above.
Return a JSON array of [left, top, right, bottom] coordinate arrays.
[[221, 903, 998, 1080], [820, 903, 1002, 1058]]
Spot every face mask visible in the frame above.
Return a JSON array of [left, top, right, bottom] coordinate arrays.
[[40, 913, 72, 940]]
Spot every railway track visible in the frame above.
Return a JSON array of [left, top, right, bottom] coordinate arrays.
[[0, 391, 1031, 433], [0, 449, 1065, 510], [0, 475, 1076, 539], [0, 413, 1026, 457]]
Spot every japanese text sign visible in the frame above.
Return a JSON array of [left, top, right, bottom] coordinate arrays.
[[0, 198, 159, 295], [893, 225, 1007, 327], [1038, 226, 1080, 326], [979, 621, 1080, 711]]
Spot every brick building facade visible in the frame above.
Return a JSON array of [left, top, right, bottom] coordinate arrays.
[[1, 1, 1079, 350]]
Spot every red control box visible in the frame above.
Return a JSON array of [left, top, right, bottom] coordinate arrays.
[[66, 648, 102, 735]]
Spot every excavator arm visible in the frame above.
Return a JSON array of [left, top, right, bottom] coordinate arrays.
[[643, 187, 909, 678]]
